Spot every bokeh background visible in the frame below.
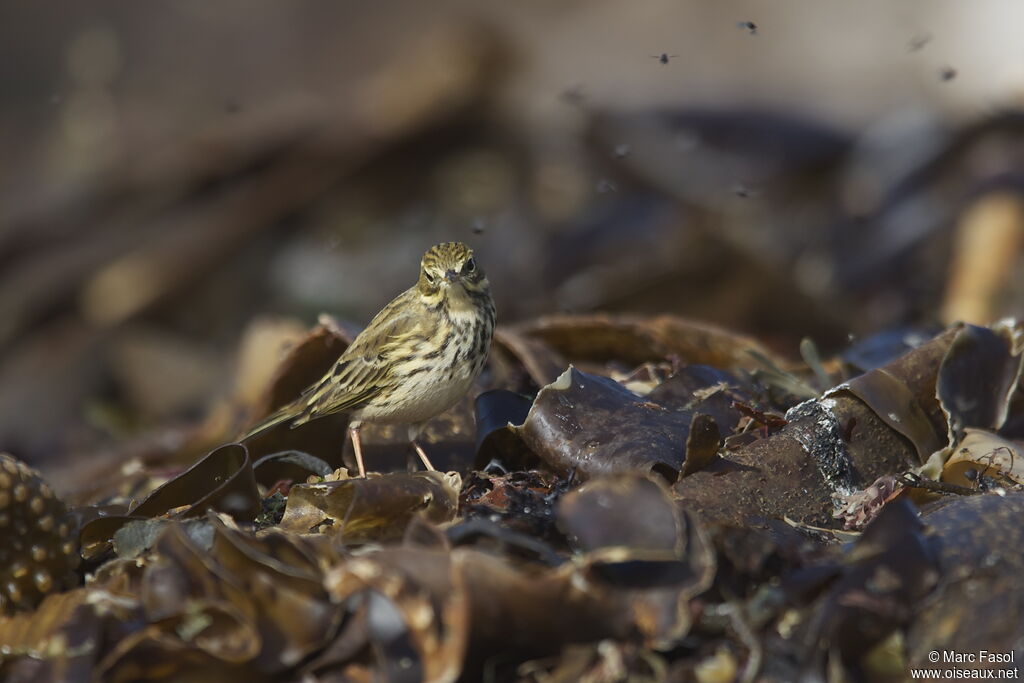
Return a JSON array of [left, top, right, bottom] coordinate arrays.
[[3, 0, 1024, 469]]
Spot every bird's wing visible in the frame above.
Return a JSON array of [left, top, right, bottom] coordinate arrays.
[[296, 288, 426, 420]]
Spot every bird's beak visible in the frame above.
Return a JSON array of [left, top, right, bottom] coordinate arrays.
[[444, 269, 458, 282]]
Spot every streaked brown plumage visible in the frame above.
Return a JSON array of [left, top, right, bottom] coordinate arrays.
[[242, 242, 495, 477]]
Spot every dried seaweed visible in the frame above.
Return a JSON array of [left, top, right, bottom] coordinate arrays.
[[794, 499, 939, 675], [279, 471, 461, 542], [675, 327, 958, 527], [472, 389, 537, 472], [511, 314, 783, 372], [906, 493, 1024, 673], [517, 366, 702, 481], [941, 428, 1024, 487], [937, 324, 1023, 443], [79, 443, 260, 559], [832, 367, 942, 464], [5, 306, 1024, 682]]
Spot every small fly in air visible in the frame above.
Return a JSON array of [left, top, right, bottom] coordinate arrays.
[[907, 33, 932, 52], [652, 53, 677, 65], [560, 84, 586, 106], [939, 66, 957, 82], [733, 183, 758, 199], [737, 21, 758, 35]]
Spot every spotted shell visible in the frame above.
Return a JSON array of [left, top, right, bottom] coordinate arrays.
[[0, 453, 80, 615]]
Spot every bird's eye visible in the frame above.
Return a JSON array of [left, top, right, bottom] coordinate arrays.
[[464, 258, 476, 273]]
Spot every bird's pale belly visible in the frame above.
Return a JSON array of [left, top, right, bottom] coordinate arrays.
[[361, 377, 474, 424], [355, 344, 480, 424]]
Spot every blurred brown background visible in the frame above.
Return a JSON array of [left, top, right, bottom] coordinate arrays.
[[3, 0, 1024, 466]]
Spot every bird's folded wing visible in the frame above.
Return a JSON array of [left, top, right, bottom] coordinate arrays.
[[300, 293, 425, 418]]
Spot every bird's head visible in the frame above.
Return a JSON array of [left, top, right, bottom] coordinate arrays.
[[417, 242, 488, 304]]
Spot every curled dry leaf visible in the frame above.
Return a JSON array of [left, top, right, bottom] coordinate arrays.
[[472, 389, 538, 471], [710, 518, 833, 601], [319, 546, 638, 681], [251, 449, 334, 490], [557, 475, 716, 647], [992, 322, 1024, 434], [206, 520, 340, 670], [509, 313, 783, 372], [80, 443, 260, 559], [316, 547, 469, 683], [278, 470, 461, 542], [92, 515, 342, 679], [0, 588, 130, 680], [128, 444, 260, 521], [682, 414, 722, 477], [941, 428, 1024, 487], [906, 493, 1024, 672], [647, 364, 754, 435], [95, 608, 261, 681], [995, 318, 1024, 356], [446, 517, 564, 567], [112, 517, 215, 560], [252, 450, 334, 476], [936, 324, 1023, 442], [457, 550, 636, 672], [839, 326, 941, 375], [517, 366, 707, 482], [830, 367, 942, 464], [609, 361, 676, 397], [558, 475, 684, 557], [517, 641, 667, 683], [490, 327, 568, 389], [795, 499, 939, 671]]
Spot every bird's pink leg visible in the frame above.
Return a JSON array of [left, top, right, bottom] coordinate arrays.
[[411, 440, 436, 471], [349, 424, 366, 478]]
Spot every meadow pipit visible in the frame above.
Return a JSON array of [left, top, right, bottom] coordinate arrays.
[[243, 242, 496, 477]]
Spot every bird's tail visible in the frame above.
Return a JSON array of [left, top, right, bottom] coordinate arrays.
[[238, 399, 307, 441]]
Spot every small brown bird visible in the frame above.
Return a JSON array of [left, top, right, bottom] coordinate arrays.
[[242, 242, 496, 477]]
